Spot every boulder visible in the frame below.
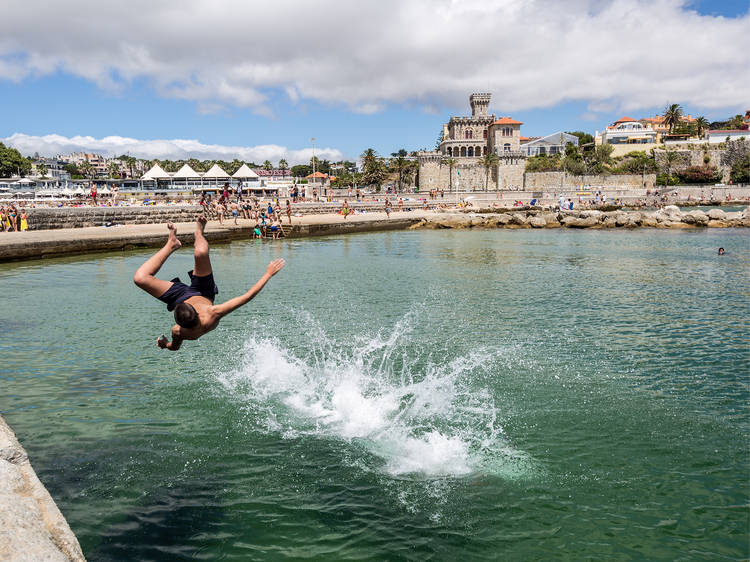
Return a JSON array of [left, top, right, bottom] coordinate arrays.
[[562, 215, 599, 228], [542, 212, 560, 226], [707, 220, 730, 228], [707, 208, 727, 220], [641, 216, 659, 227], [528, 215, 547, 228], [686, 210, 709, 225], [510, 213, 527, 226], [495, 213, 512, 226]]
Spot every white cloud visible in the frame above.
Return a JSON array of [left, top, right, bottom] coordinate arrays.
[[0, 0, 748, 116], [1, 133, 343, 165]]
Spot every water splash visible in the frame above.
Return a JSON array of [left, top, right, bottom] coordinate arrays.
[[216, 312, 531, 478]]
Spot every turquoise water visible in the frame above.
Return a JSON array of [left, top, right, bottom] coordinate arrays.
[[1, 228, 749, 560]]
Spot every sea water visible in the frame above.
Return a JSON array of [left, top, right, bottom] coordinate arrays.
[[1, 228, 748, 560]]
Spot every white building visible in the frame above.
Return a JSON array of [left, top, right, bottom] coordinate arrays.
[[706, 129, 749, 144], [521, 132, 579, 156], [598, 116, 657, 146]]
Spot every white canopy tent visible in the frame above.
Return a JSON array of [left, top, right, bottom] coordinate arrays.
[[173, 163, 201, 178], [141, 164, 171, 180], [73, 186, 85, 195], [99, 185, 111, 194], [232, 164, 259, 179], [203, 164, 230, 179]]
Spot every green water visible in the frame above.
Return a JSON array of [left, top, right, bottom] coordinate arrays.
[[1, 228, 749, 560]]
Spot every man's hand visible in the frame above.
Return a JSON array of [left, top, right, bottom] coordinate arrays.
[[265, 258, 285, 277], [157, 335, 169, 349]]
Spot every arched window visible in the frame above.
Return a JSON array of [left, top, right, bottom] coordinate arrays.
[[503, 127, 513, 137], [461, 146, 467, 157], [483, 130, 487, 140], [483, 146, 487, 156], [468, 147, 474, 157], [504, 143, 511, 152], [465, 130, 473, 140]]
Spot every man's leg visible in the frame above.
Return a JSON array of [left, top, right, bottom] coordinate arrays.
[[133, 222, 181, 298], [193, 215, 212, 277]]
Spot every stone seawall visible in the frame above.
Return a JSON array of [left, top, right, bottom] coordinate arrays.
[[0, 415, 85, 561], [523, 172, 656, 190], [410, 205, 750, 230], [21, 203, 399, 231]]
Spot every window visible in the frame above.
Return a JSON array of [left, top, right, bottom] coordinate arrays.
[[468, 147, 474, 157], [465, 130, 473, 140], [504, 143, 511, 152], [483, 130, 487, 139]]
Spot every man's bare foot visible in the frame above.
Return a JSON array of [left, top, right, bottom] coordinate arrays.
[[167, 222, 182, 250], [197, 214, 207, 231]]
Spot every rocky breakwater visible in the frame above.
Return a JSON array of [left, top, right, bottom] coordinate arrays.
[[410, 205, 750, 230], [0, 416, 85, 561]]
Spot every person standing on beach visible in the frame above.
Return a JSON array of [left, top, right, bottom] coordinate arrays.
[[112, 184, 119, 206], [133, 215, 285, 351], [286, 199, 292, 224], [385, 199, 391, 219], [90, 183, 98, 206]]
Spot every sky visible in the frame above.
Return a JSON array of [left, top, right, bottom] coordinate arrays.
[[0, 0, 748, 165]]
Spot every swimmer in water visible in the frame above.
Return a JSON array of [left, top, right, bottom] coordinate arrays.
[[718, 247, 725, 255], [133, 215, 285, 351]]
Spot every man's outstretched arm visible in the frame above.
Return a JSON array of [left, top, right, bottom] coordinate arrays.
[[212, 259, 285, 319], [157, 327, 183, 351]]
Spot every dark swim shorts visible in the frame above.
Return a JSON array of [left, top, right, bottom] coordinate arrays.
[[158, 270, 219, 311]]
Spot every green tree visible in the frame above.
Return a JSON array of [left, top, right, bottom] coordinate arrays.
[[263, 160, 273, 171], [79, 160, 95, 179], [661, 149, 681, 187], [37, 163, 49, 178], [107, 161, 120, 178], [441, 157, 457, 192], [390, 154, 411, 191], [694, 116, 709, 138], [662, 103, 684, 133], [727, 114, 745, 129], [478, 152, 499, 191], [278, 159, 288, 175], [566, 131, 594, 150], [291, 164, 311, 177], [360, 148, 386, 188], [0, 142, 32, 177]]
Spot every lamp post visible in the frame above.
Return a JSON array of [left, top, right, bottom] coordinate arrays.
[[311, 137, 316, 200]]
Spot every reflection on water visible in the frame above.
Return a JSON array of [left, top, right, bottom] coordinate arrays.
[[1, 228, 748, 560]]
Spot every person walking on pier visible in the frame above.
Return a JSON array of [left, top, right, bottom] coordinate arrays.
[[133, 215, 285, 351]]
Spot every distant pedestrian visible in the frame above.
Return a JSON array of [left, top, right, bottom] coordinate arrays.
[[385, 199, 391, 219], [90, 183, 98, 206], [19, 210, 28, 231], [286, 200, 292, 224], [341, 200, 350, 220]]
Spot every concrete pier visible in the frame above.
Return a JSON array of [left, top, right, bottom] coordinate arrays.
[[0, 415, 85, 561], [0, 212, 427, 262]]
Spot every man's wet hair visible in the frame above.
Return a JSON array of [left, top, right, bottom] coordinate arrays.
[[174, 302, 199, 328]]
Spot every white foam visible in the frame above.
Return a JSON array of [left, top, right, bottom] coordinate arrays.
[[216, 313, 529, 478]]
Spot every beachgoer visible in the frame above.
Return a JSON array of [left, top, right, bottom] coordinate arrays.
[[398, 198, 403, 212], [112, 184, 119, 206], [133, 216, 285, 351], [385, 199, 391, 219], [230, 201, 239, 225], [19, 211, 28, 232], [718, 247, 725, 255], [90, 183, 98, 206], [341, 200, 350, 220], [286, 200, 292, 224]]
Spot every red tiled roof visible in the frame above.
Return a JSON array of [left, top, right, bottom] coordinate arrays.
[[491, 117, 523, 125], [305, 171, 328, 178], [614, 116, 637, 123], [708, 129, 750, 133]]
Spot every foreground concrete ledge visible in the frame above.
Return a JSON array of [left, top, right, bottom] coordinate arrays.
[[0, 213, 425, 262], [0, 415, 85, 561]]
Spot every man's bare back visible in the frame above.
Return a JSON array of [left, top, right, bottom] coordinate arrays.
[[134, 216, 285, 351]]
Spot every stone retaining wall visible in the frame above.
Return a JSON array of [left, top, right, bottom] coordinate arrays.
[[20, 203, 398, 231], [524, 172, 656, 190], [0, 415, 85, 561]]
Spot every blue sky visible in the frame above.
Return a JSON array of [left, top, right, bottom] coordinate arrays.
[[1, 0, 748, 164]]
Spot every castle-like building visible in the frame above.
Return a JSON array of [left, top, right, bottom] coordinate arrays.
[[417, 93, 526, 191]]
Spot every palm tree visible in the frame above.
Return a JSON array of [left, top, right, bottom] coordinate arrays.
[[694, 116, 709, 139], [663, 103, 684, 134], [278, 159, 288, 176], [108, 161, 120, 178], [662, 149, 681, 187], [79, 160, 95, 179], [478, 152, 499, 191], [37, 163, 49, 178], [391, 155, 410, 192], [441, 157, 457, 192]]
